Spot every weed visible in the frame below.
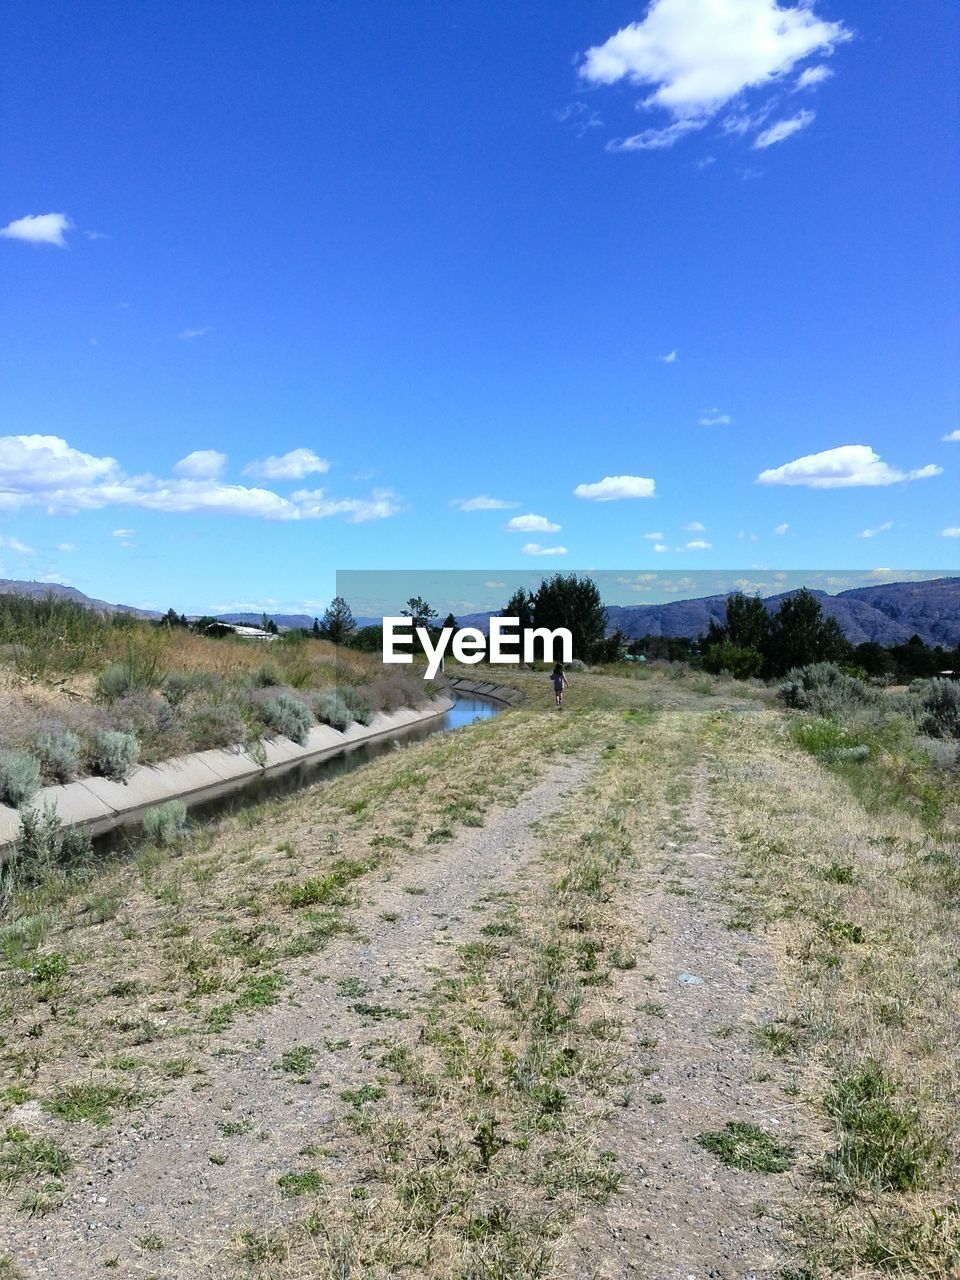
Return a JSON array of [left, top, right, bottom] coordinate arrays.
[[278, 1169, 324, 1197], [43, 1083, 138, 1126], [696, 1122, 795, 1173], [142, 800, 189, 848]]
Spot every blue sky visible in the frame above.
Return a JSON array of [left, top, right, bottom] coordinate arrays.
[[1, 0, 957, 615]]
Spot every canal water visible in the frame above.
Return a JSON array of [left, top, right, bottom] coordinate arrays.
[[91, 693, 500, 855]]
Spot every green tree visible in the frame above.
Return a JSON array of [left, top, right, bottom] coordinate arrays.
[[765, 588, 849, 674], [401, 597, 438, 630], [319, 596, 356, 645], [502, 588, 534, 630], [532, 574, 607, 662], [441, 612, 457, 631]]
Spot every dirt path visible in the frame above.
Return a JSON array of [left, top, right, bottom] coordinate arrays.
[[561, 751, 807, 1280], [3, 753, 599, 1279]]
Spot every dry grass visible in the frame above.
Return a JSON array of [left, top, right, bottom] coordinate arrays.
[[708, 710, 960, 1277]]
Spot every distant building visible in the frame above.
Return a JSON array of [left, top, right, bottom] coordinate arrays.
[[204, 622, 277, 642]]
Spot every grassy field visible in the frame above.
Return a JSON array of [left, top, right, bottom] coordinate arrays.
[[0, 662, 956, 1277]]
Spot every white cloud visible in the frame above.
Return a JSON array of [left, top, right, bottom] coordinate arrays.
[[753, 108, 815, 148], [173, 449, 227, 479], [0, 435, 119, 495], [243, 448, 330, 481], [858, 520, 893, 538], [0, 535, 34, 554], [112, 528, 134, 538], [659, 349, 678, 363], [699, 410, 732, 426], [290, 488, 403, 523], [642, 531, 664, 540], [942, 528, 960, 538], [608, 118, 707, 151], [506, 513, 562, 533], [682, 520, 706, 531], [520, 543, 568, 556], [942, 430, 960, 442], [84, 229, 109, 241], [574, 475, 656, 501], [580, 0, 848, 143], [774, 522, 789, 535], [0, 434, 400, 523], [796, 63, 832, 89], [0, 212, 71, 247], [452, 495, 520, 511], [57, 542, 76, 552], [177, 326, 210, 341], [757, 445, 942, 489], [653, 543, 668, 552], [685, 539, 712, 550]]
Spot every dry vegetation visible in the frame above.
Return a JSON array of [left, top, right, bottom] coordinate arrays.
[[0, 661, 956, 1277]]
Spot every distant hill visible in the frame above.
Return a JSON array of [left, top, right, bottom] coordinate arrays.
[[439, 577, 960, 649], [0, 579, 160, 620], [605, 577, 960, 647], [214, 612, 316, 630]]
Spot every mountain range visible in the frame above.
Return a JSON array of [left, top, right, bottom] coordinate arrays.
[[2, 576, 959, 649]]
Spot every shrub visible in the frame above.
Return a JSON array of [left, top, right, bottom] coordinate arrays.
[[253, 662, 283, 688], [913, 678, 960, 740], [161, 672, 197, 706], [186, 701, 247, 750], [0, 748, 41, 807], [142, 800, 189, 848], [98, 661, 139, 702], [337, 686, 374, 726], [2, 802, 92, 895], [313, 690, 352, 732], [88, 730, 139, 782], [701, 643, 763, 679], [34, 730, 82, 784], [262, 694, 311, 745]]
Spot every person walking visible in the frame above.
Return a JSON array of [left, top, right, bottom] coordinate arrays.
[[551, 661, 569, 709]]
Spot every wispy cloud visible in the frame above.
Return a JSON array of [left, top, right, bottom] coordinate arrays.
[[0, 434, 401, 523], [942, 528, 960, 538], [943, 429, 960, 443], [658, 349, 678, 363], [452, 495, 520, 511], [858, 520, 893, 538], [173, 450, 226, 479], [796, 64, 833, 89], [682, 520, 705, 532], [757, 445, 942, 489], [112, 529, 134, 538], [580, 0, 849, 150], [653, 543, 668, 553], [699, 409, 732, 426], [57, 543, 77, 552], [506, 513, 561, 533], [554, 101, 604, 137], [0, 535, 34, 554], [774, 522, 789, 535], [754, 109, 815, 148], [0, 212, 71, 247], [177, 326, 211, 341], [520, 543, 568, 556], [574, 475, 656, 501], [642, 531, 664, 540], [685, 539, 712, 550], [243, 449, 330, 481]]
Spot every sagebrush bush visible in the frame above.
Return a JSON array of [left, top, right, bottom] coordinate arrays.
[[88, 729, 139, 781], [186, 701, 247, 750], [0, 748, 41, 807], [313, 690, 352, 732], [97, 661, 139, 702], [253, 662, 283, 688], [262, 694, 311, 745], [34, 730, 81, 783], [143, 800, 189, 847], [913, 678, 960, 740], [338, 685, 374, 726], [2, 801, 92, 897]]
